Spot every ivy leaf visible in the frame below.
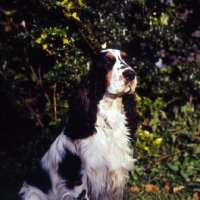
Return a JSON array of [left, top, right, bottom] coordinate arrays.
[[160, 110, 167, 119], [63, 38, 69, 44], [35, 37, 42, 44], [193, 144, 200, 155], [129, 170, 138, 182], [71, 12, 80, 21], [42, 44, 48, 49], [160, 12, 169, 25], [180, 169, 189, 179], [78, 0, 84, 7], [41, 33, 47, 39], [171, 134, 176, 143], [67, 1, 73, 11], [153, 138, 162, 145]]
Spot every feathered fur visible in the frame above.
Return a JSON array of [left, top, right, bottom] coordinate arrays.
[[19, 49, 137, 200]]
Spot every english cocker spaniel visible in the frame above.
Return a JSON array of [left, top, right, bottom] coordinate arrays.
[[19, 49, 137, 200]]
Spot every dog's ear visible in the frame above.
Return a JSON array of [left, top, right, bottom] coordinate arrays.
[[122, 93, 138, 136], [64, 70, 98, 139]]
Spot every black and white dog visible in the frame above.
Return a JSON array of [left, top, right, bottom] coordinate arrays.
[[19, 49, 137, 200]]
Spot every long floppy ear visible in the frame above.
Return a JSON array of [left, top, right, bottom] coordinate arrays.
[[122, 93, 138, 137], [64, 70, 98, 139]]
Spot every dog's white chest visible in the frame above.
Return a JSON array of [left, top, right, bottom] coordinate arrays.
[[79, 95, 135, 199]]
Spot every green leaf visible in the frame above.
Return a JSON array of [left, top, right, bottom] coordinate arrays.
[[160, 12, 169, 25], [71, 12, 80, 21], [180, 169, 190, 180], [171, 134, 176, 143], [130, 170, 138, 181], [167, 161, 180, 171], [182, 156, 189, 168], [128, 179, 136, 185], [63, 38, 69, 44], [173, 106, 179, 119], [186, 165, 195, 176], [35, 37, 42, 44], [193, 144, 200, 155], [135, 166, 145, 175], [42, 44, 48, 49], [41, 33, 47, 39], [78, 0, 84, 7], [30, 73, 36, 82], [160, 110, 167, 119]]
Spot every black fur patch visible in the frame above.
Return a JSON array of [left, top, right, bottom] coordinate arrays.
[[64, 51, 114, 140], [25, 163, 51, 193], [77, 189, 86, 200], [58, 148, 82, 189], [122, 93, 138, 136]]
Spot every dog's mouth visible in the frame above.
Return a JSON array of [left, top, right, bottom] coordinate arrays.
[[125, 79, 137, 94], [124, 86, 131, 94], [106, 76, 137, 97]]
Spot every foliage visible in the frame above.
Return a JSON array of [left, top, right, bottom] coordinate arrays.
[[128, 97, 200, 195], [0, 0, 200, 199]]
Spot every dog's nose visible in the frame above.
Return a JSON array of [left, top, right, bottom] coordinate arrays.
[[122, 70, 135, 81]]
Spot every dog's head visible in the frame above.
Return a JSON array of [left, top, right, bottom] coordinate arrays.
[[91, 49, 137, 96], [65, 49, 137, 139]]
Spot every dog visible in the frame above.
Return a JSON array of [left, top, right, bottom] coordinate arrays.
[[19, 49, 137, 200]]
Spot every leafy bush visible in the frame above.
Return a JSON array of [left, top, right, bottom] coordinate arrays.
[[128, 95, 200, 198], [0, 0, 200, 199]]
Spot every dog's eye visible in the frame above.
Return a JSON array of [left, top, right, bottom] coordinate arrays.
[[103, 57, 112, 66], [102, 54, 116, 71], [105, 59, 111, 65], [104, 58, 115, 71]]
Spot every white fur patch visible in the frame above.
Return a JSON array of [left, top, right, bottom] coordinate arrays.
[[41, 132, 77, 169], [19, 182, 49, 200]]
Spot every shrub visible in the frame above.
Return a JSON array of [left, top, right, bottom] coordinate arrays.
[[0, 0, 200, 198]]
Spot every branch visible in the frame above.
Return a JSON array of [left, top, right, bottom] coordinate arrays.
[[0, 7, 7, 14], [23, 47, 40, 85], [78, 28, 97, 55], [0, 70, 8, 80], [30, 65, 40, 85], [23, 47, 51, 103], [61, 9, 97, 54], [53, 82, 57, 121], [38, 66, 51, 103], [155, 147, 193, 163], [18, 94, 44, 128]]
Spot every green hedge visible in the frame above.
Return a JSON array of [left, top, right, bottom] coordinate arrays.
[[0, 0, 200, 199]]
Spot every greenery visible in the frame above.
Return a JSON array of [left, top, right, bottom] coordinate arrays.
[[0, 0, 200, 199]]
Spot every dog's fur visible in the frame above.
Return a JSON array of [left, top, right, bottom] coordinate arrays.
[[19, 49, 137, 200]]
